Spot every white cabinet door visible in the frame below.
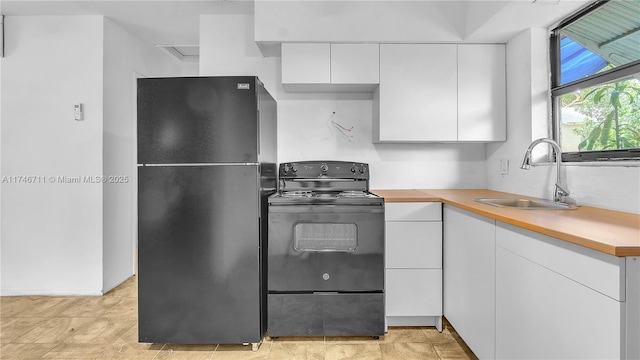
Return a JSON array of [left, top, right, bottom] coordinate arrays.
[[386, 269, 442, 317], [443, 205, 495, 360], [375, 44, 506, 143], [496, 245, 622, 360], [331, 44, 379, 84], [281, 43, 330, 84], [458, 44, 506, 142], [495, 223, 623, 360], [377, 44, 458, 142]]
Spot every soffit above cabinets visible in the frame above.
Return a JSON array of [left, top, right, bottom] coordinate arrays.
[[3, 0, 592, 58], [254, 1, 591, 50]]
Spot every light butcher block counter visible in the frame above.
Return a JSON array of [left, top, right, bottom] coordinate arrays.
[[372, 189, 640, 257]]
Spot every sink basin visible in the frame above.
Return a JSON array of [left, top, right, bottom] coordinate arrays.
[[474, 198, 577, 210]]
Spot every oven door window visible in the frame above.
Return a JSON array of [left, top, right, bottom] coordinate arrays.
[[294, 223, 357, 252]]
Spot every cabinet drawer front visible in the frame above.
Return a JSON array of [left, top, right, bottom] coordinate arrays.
[[385, 269, 442, 317], [385, 202, 441, 221], [496, 222, 625, 301], [386, 222, 442, 268]]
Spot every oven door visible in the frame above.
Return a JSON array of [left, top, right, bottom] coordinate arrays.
[[268, 204, 384, 292]]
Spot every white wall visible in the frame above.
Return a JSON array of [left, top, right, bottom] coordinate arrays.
[[486, 29, 640, 214], [0, 15, 189, 296], [1, 16, 105, 295], [102, 18, 186, 293], [200, 14, 488, 189]]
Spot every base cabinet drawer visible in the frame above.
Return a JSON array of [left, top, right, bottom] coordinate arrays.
[[268, 293, 384, 337], [386, 222, 442, 268], [385, 269, 442, 317], [385, 202, 441, 221], [384, 202, 443, 329]]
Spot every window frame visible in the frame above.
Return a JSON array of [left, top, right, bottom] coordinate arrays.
[[550, 0, 640, 162]]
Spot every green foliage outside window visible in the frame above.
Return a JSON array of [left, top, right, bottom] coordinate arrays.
[[561, 75, 640, 151]]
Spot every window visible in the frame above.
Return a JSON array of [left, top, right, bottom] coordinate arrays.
[[551, 0, 640, 162]]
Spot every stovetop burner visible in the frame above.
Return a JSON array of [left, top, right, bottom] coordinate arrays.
[[277, 190, 378, 199], [281, 190, 314, 198]]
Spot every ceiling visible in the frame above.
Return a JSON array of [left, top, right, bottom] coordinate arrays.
[[1, 0, 254, 47], [1, 0, 595, 60]]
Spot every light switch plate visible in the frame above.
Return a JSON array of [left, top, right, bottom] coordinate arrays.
[[73, 104, 83, 121]]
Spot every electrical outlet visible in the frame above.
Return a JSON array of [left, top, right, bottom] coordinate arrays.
[[500, 159, 509, 175]]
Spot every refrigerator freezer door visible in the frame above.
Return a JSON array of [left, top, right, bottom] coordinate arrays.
[[137, 165, 261, 344], [137, 76, 259, 164]]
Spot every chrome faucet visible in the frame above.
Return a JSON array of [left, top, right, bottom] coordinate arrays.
[[520, 138, 570, 203]]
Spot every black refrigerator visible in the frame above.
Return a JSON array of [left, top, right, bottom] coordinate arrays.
[[136, 76, 277, 345]]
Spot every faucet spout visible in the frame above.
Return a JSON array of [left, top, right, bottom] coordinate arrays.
[[521, 138, 570, 203]]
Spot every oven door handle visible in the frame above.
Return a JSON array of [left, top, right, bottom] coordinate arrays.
[[269, 205, 384, 213]]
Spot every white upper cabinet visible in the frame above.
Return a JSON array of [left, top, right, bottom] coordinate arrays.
[[458, 44, 506, 142], [374, 43, 506, 143], [281, 42, 506, 142], [281, 43, 331, 84], [376, 44, 458, 142], [330, 44, 379, 84], [281, 43, 379, 92]]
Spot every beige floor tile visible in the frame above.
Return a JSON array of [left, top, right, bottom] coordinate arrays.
[[379, 342, 440, 360], [1, 297, 40, 318], [433, 342, 477, 360], [268, 342, 325, 360], [102, 297, 137, 319], [41, 342, 111, 359], [153, 344, 217, 360], [0, 317, 47, 344], [3, 297, 75, 319], [325, 335, 379, 344], [63, 316, 135, 345], [57, 297, 122, 318], [115, 322, 140, 344], [325, 343, 382, 360], [97, 337, 164, 360], [212, 342, 271, 359], [0, 342, 58, 359], [378, 327, 428, 343], [420, 326, 457, 344], [12, 317, 95, 344]]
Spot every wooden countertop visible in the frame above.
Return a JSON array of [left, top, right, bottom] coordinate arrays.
[[372, 189, 640, 257]]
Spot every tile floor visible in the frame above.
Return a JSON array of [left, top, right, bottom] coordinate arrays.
[[1, 276, 477, 359]]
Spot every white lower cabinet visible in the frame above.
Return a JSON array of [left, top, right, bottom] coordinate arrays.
[[443, 205, 495, 360], [442, 205, 636, 360], [386, 268, 442, 317], [385, 202, 443, 330], [495, 223, 625, 360]]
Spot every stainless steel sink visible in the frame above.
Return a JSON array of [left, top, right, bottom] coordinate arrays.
[[473, 197, 577, 210]]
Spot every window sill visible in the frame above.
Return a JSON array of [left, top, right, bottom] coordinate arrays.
[[532, 160, 640, 168]]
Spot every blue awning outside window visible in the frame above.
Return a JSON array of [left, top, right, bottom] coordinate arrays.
[[560, 36, 608, 85]]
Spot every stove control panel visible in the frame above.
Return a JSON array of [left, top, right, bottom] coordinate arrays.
[[279, 161, 369, 180]]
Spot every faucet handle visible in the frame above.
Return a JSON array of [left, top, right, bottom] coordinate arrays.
[[554, 183, 570, 202]]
